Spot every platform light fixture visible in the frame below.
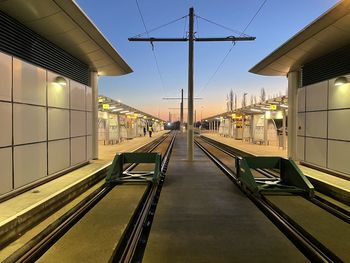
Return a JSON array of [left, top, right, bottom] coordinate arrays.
[[112, 108, 123, 112], [120, 110, 129, 113], [334, 76, 348, 86], [54, 76, 67, 86]]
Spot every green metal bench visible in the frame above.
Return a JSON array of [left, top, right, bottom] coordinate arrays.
[[106, 152, 162, 184], [237, 156, 314, 198]]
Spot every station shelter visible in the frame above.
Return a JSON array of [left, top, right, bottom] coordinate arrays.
[[250, 0, 350, 178], [0, 1, 132, 197], [98, 96, 164, 145], [205, 96, 288, 148]]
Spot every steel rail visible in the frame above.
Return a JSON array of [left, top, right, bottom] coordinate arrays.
[[194, 137, 339, 262], [198, 135, 350, 224], [114, 132, 176, 263], [6, 132, 172, 263]]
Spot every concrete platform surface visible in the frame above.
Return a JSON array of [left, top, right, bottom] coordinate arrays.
[[38, 184, 148, 263], [143, 134, 307, 263]]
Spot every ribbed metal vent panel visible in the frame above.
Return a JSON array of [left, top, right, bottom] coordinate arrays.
[[302, 45, 350, 86], [0, 10, 90, 85]]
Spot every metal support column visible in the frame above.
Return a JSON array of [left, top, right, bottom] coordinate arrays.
[[117, 114, 121, 142], [187, 7, 194, 160], [282, 109, 286, 150], [288, 71, 299, 159], [264, 113, 268, 145], [91, 71, 99, 159]]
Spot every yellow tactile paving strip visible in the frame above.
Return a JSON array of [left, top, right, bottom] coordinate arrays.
[[0, 131, 168, 226], [201, 133, 349, 195]]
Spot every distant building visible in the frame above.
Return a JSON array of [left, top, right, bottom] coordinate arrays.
[[250, 1, 350, 177], [0, 1, 132, 196]]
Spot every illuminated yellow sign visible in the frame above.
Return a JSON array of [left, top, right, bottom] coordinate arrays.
[[270, 105, 277, 110], [98, 98, 104, 103], [102, 104, 110, 110]]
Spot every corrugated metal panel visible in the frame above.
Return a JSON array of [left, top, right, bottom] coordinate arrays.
[[302, 44, 350, 86], [0, 10, 90, 85]]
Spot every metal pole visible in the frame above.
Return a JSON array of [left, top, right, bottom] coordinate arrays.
[[180, 88, 184, 130], [282, 109, 286, 150], [91, 71, 99, 159], [187, 7, 194, 160], [264, 113, 268, 145]]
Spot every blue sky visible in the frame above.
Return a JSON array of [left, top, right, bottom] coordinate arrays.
[[77, 0, 339, 120]]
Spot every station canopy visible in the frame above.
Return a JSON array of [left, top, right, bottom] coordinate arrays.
[[99, 96, 165, 123], [205, 95, 288, 121], [249, 0, 350, 76], [0, 0, 132, 76]]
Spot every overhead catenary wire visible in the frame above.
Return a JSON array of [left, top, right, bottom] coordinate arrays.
[[135, 0, 168, 97], [197, 0, 268, 96]]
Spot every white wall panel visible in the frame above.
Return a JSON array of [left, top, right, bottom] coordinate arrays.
[[48, 108, 69, 140], [0, 147, 12, 195], [70, 80, 85, 110], [14, 142, 47, 188], [305, 111, 327, 139], [0, 102, 12, 147], [86, 87, 92, 111], [305, 138, 327, 167], [14, 104, 46, 145], [328, 76, 350, 109], [0, 52, 12, 101], [47, 71, 69, 108], [87, 112, 92, 135], [296, 136, 305, 161], [48, 139, 70, 175], [297, 87, 305, 112], [13, 58, 46, 106], [297, 113, 305, 136], [71, 137, 86, 165], [305, 81, 327, 111], [71, 110, 86, 137], [328, 140, 350, 175], [87, 135, 92, 160], [328, 109, 350, 141]]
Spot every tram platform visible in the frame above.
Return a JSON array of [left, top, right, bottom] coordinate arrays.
[[0, 131, 168, 260], [143, 133, 307, 262], [201, 133, 350, 205]]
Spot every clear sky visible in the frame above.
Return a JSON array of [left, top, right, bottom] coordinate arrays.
[[76, 0, 339, 121]]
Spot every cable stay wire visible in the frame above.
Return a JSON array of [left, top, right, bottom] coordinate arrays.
[[197, 0, 268, 96], [135, 0, 168, 97], [132, 14, 188, 38], [183, 14, 188, 38], [195, 15, 250, 37]]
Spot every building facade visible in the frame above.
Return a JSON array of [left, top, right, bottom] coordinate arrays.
[[0, 1, 132, 196]]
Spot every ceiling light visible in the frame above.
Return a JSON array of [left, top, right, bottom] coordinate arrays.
[[54, 76, 67, 86], [335, 76, 348, 86]]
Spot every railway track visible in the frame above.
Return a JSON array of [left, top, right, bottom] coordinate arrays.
[[4, 132, 175, 263], [195, 135, 350, 262]]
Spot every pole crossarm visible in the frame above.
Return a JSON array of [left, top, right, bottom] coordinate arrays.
[[195, 36, 255, 42], [129, 36, 255, 42], [129, 37, 188, 42]]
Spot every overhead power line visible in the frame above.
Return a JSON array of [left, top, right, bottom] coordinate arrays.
[[197, 0, 268, 96], [135, 0, 167, 96]]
